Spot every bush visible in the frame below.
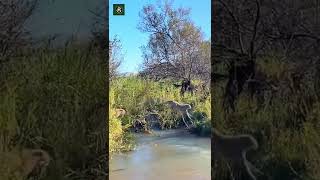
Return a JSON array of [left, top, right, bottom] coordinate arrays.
[[189, 119, 211, 137], [110, 77, 211, 131], [109, 89, 135, 154]]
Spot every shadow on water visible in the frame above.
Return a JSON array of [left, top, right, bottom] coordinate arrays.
[[110, 129, 211, 180]]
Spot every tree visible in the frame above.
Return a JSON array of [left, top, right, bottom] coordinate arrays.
[[89, 3, 122, 80], [109, 37, 123, 80], [90, 3, 107, 54], [0, 0, 38, 62], [138, 0, 210, 83], [213, 0, 320, 111]]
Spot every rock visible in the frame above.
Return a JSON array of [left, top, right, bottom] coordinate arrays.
[[144, 113, 161, 129], [132, 119, 147, 132]]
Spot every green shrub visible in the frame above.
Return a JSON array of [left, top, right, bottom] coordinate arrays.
[[190, 119, 211, 137], [110, 77, 211, 131]]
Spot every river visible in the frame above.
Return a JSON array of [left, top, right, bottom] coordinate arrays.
[[109, 129, 211, 180]]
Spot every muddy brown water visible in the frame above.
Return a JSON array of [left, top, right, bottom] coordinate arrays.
[[109, 129, 211, 180]]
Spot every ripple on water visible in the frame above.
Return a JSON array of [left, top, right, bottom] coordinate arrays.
[[110, 131, 211, 180]]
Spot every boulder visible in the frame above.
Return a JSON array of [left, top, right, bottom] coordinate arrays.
[[144, 113, 161, 129], [132, 118, 147, 132]]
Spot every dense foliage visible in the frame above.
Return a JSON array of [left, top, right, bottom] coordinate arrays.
[[109, 76, 211, 154], [212, 58, 320, 180]]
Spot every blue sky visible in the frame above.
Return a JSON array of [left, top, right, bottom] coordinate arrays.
[[109, 0, 211, 73], [26, 0, 103, 41]]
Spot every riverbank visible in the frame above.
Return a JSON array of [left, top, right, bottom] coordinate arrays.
[[109, 76, 211, 154]]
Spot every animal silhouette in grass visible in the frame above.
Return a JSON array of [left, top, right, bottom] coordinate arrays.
[[212, 128, 262, 180], [173, 78, 196, 96]]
